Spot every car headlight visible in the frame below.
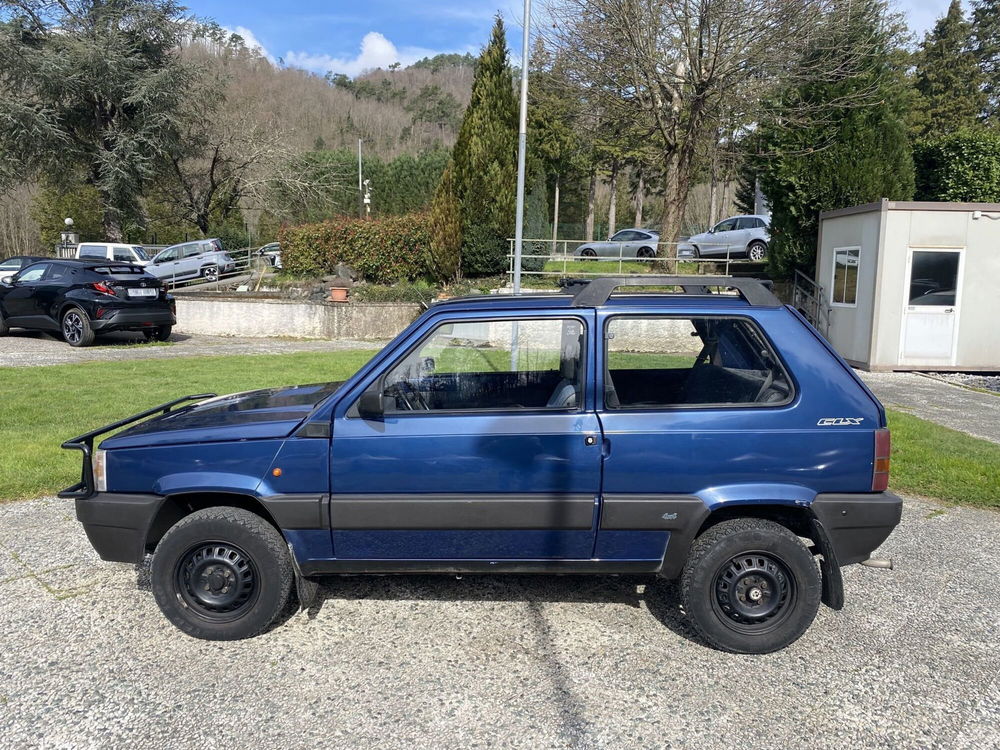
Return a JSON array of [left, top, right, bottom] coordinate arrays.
[[93, 449, 107, 492]]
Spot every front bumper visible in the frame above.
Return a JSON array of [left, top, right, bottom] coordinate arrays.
[[91, 308, 176, 332], [811, 491, 903, 565], [75, 492, 164, 563]]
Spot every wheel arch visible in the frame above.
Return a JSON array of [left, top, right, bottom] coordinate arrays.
[[144, 491, 282, 555]]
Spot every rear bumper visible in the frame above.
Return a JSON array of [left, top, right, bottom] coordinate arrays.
[[811, 491, 903, 565], [75, 492, 163, 563], [91, 308, 175, 332]]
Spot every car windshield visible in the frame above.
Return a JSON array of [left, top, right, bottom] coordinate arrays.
[[132, 246, 149, 260]]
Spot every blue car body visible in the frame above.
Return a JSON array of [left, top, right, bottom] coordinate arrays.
[[64, 278, 900, 604]]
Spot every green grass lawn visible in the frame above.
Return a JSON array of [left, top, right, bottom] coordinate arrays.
[[0, 351, 377, 501], [885, 408, 1000, 508], [1, 352, 997, 509]]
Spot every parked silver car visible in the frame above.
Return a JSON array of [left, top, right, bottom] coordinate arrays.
[[147, 239, 235, 283], [677, 215, 770, 260], [574, 228, 660, 259]]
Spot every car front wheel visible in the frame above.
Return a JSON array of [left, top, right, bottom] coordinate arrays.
[[680, 518, 821, 654], [62, 307, 95, 347], [151, 507, 293, 640]]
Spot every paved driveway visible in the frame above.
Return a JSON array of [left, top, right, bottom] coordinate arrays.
[[1, 494, 997, 749], [860, 371, 1000, 444], [0, 329, 382, 368]]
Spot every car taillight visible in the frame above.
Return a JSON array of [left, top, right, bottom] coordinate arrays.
[[873, 428, 890, 491], [91, 282, 117, 296]]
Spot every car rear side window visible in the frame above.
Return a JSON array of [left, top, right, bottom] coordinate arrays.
[[378, 318, 586, 414], [78, 244, 107, 258], [604, 316, 793, 409]]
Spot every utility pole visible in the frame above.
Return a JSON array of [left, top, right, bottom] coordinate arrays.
[[512, 0, 532, 294], [357, 139, 364, 219]]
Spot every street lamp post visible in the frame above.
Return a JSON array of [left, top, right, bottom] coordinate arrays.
[[59, 217, 77, 258], [357, 139, 365, 219], [512, 0, 532, 295]]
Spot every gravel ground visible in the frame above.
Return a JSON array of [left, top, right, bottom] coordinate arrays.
[[0, 494, 997, 749], [0, 329, 383, 368], [859, 371, 1000, 444], [933, 373, 1000, 395]]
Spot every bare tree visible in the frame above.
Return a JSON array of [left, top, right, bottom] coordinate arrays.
[[545, 0, 861, 248]]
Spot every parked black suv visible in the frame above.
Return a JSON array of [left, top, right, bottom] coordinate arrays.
[[0, 258, 175, 346]]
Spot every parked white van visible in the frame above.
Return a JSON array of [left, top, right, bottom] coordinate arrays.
[[75, 242, 151, 266]]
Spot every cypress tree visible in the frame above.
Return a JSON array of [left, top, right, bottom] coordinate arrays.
[[755, 0, 915, 278], [451, 16, 518, 276], [427, 162, 463, 281], [972, 0, 1000, 120], [914, 0, 986, 137]]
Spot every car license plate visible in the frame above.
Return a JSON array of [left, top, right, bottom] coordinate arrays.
[[127, 288, 158, 297]]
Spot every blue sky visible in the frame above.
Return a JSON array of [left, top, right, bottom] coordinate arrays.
[[186, 0, 954, 77]]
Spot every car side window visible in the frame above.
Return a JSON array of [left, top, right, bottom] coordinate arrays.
[[158, 248, 179, 262], [604, 316, 792, 409], [113, 247, 132, 261], [736, 217, 755, 230], [45, 264, 69, 281], [183, 244, 204, 258], [378, 318, 585, 414], [714, 219, 738, 232], [78, 244, 107, 258], [16, 264, 49, 282]]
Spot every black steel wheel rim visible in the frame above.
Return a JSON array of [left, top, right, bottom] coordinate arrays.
[[63, 312, 83, 343], [175, 542, 259, 622], [712, 551, 796, 634]]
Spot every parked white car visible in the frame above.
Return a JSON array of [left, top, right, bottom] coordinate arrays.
[[677, 215, 770, 261], [75, 242, 151, 266], [146, 239, 235, 283]]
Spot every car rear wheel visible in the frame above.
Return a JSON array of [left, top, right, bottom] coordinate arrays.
[[747, 241, 767, 262], [143, 325, 172, 342], [637, 246, 655, 259], [201, 264, 219, 282], [151, 507, 293, 640], [62, 307, 95, 347], [680, 518, 821, 654]]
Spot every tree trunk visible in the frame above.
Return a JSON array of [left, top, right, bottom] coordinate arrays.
[[585, 169, 597, 241], [102, 205, 123, 242], [634, 169, 645, 227], [658, 149, 682, 255], [607, 160, 618, 235], [551, 175, 560, 254]]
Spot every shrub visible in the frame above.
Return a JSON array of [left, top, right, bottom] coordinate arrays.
[[351, 280, 437, 304], [278, 212, 431, 283], [914, 129, 1000, 202]]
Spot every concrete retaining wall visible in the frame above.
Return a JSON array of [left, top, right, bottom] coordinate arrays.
[[174, 296, 421, 340]]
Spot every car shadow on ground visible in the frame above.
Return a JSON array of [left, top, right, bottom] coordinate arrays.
[[284, 574, 706, 648], [4, 329, 191, 346]]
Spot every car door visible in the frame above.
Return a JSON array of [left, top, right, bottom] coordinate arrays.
[[329, 311, 603, 560], [150, 246, 182, 281], [703, 218, 738, 256], [179, 242, 209, 278], [732, 217, 757, 254], [3, 262, 51, 323], [606, 230, 636, 259]]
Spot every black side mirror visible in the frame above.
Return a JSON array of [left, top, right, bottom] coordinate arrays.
[[358, 387, 384, 419]]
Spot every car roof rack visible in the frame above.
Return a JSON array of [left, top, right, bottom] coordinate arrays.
[[568, 275, 781, 308]]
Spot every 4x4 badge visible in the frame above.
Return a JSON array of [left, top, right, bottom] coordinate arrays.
[[661, 512, 678, 521]]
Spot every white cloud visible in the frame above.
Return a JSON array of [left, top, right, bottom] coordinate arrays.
[[284, 31, 438, 77], [225, 25, 277, 65]]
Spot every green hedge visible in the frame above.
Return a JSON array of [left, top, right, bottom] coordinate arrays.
[[914, 129, 1000, 202], [278, 213, 431, 283]]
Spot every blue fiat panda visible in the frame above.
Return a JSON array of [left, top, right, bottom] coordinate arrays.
[[61, 277, 901, 653]]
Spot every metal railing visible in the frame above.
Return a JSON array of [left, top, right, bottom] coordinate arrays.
[[158, 246, 267, 293], [507, 238, 766, 287], [792, 269, 831, 335]]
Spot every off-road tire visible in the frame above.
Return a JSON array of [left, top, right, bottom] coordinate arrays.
[[681, 518, 821, 654], [747, 241, 767, 262], [151, 507, 293, 641], [62, 307, 95, 347], [143, 325, 172, 342]]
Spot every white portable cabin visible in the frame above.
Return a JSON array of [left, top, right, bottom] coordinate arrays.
[[811, 200, 1000, 371]]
